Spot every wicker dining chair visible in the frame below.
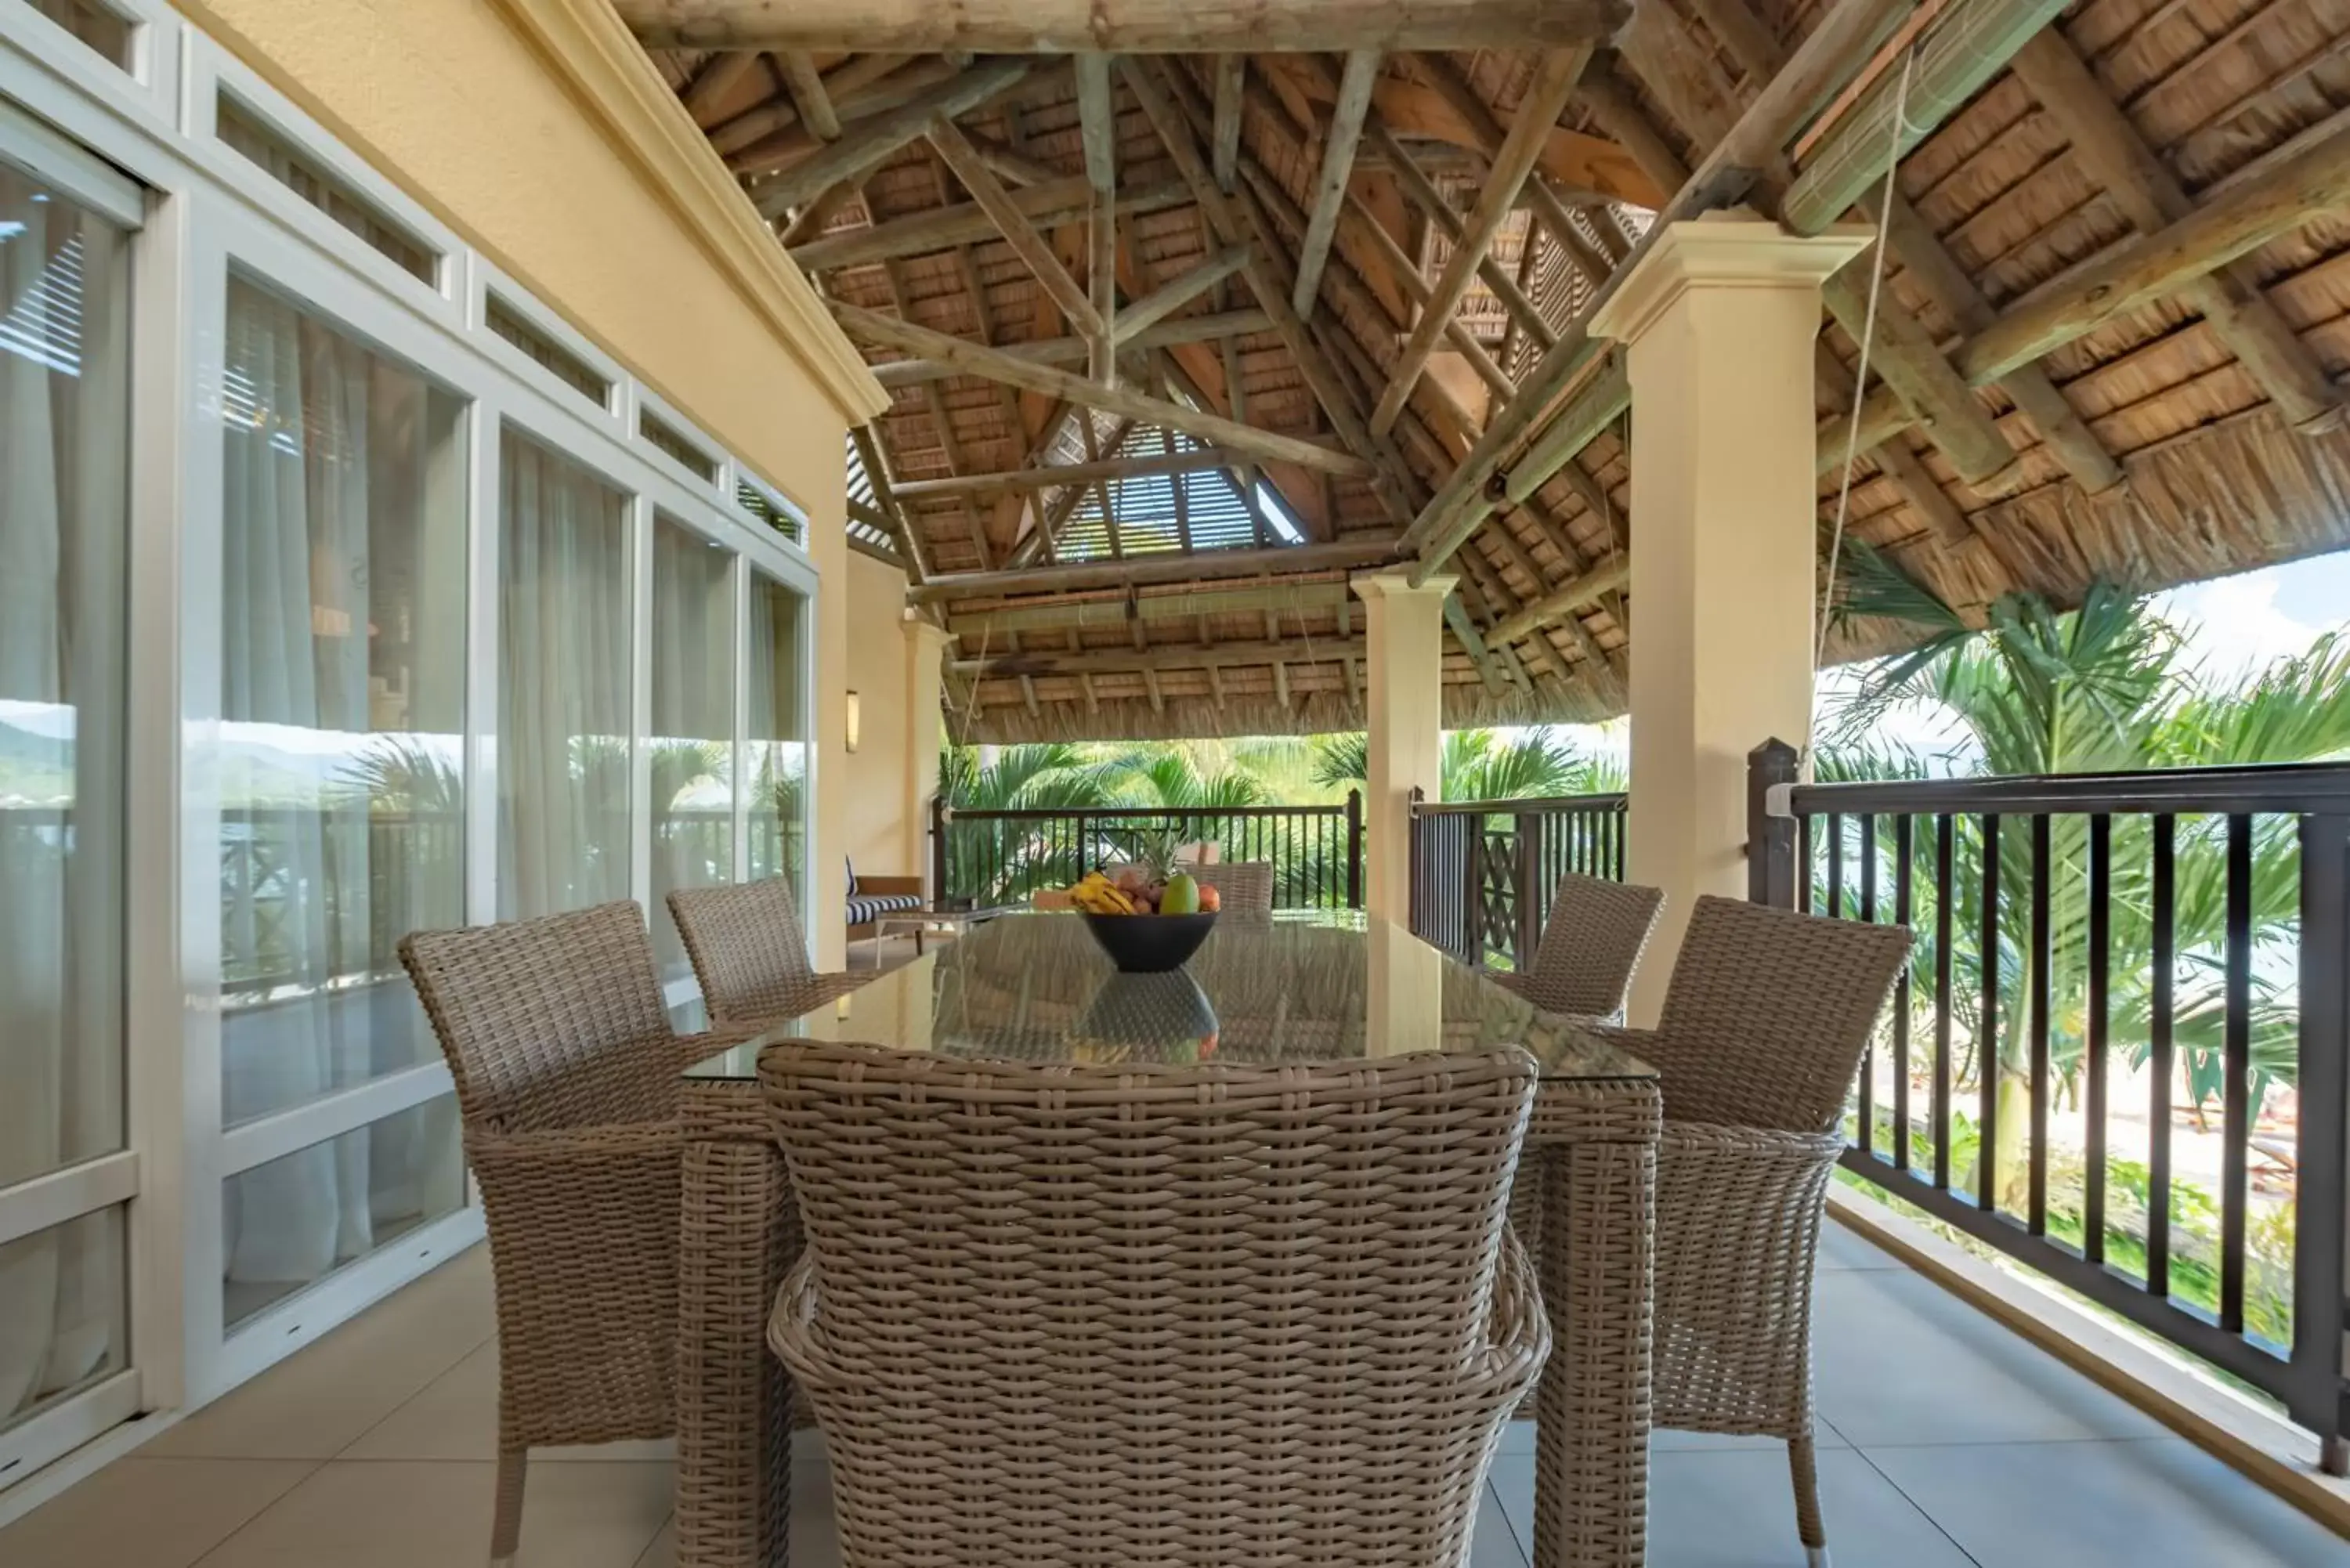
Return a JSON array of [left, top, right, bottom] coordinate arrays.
[[1189, 858, 1275, 915], [759, 1040, 1549, 1568], [667, 874, 873, 1030], [400, 900, 738, 1568], [1487, 873, 1665, 1019], [1592, 895, 1911, 1567]]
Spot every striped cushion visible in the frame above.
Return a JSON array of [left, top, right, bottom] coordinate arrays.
[[845, 894, 924, 927]]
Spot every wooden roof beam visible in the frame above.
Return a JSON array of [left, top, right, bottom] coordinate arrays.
[[710, 51, 916, 157], [849, 424, 929, 582], [775, 51, 842, 141], [1364, 121, 1555, 356], [1113, 248, 1255, 346], [927, 115, 1104, 344], [893, 442, 1351, 499], [1074, 52, 1119, 384], [834, 299, 1378, 476], [1291, 51, 1382, 317], [620, 0, 1630, 52], [1211, 56, 1246, 193], [790, 177, 1187, 271], [917, 537, 1399, 602], [872, 309, 1271, 388], [956, 634, 1380, 680], [2005, 28, 2341, 432], [1688, 0, 2124, 496], [1402, 0, 1914, 583], [754, 56, 1035, 215], [1368, 46, 1591, 438]]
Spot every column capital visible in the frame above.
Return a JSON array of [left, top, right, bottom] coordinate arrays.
[[1591, 213, 1873, 348], [1351, 569, 1458, 604], [902, 612, 955, 652]]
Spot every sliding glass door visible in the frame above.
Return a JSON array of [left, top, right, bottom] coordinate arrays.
[[649, 515, 736, 978], [212, 272, 468, 1331], [0, 145, 136, 1479]]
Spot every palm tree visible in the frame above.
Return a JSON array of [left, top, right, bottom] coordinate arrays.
[[937, 742, 1123, 904], [1831, 548, 2350, 1206], [1308, 727, 1619, 802]]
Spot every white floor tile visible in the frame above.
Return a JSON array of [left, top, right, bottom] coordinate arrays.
[[189, 1458, 670, 1568], [1867, 1438, 2350, 1567], [343, 1342, 673, 1462], [148, 1249, 494, 1461], [1811, 1268, 2167, 1447], [1470, 1480, 1529, 1568], [0, 1458, 316, 1568], [1818, 1220, 1909, 1271]]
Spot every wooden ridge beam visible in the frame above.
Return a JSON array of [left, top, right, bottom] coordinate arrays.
[[894, 443, 1363, 499], [1368, 45, 1591, 438], [2006, 28, 2341, 432], [872, 309, 1273, 387], [1401, 0, 1913, 583], [1292, 51, 1382, 317], [618, 0, 1631, 52], [753, 56, 1034, 215], [790, 178, 1188, 270], [921, 539, 1398, 604], [834, 299, 1376, 475]]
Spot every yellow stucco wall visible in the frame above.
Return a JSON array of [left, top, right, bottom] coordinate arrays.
[[843, 552, 915, 878], [180, 0, 871, 963]]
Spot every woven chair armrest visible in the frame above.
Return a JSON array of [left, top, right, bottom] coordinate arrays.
[[766, 1253, 863, 1396], [1479, 1228, 1553, 1393], [1484, 970, 1535, 1000], [671, 1027, 762, 1071], [466, 1117, 683, 1172], [1660, 1120, 1846, 1165]]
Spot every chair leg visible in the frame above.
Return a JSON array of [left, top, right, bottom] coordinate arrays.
[[1790, 1433, 1828, 1566], [490, 1444, 527, 1567]]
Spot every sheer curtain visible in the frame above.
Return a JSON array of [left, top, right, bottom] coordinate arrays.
[[746, 573, 805, 894], [0, 167, 129, 1426], [216, 278, 465, 1322], [497, 429, 631, 920], [650, 518, 734, 976]]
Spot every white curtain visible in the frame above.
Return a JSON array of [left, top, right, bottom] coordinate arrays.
[[649, 521, 733, 973], [0, 168, 129, 1425], [217, 280, 461, 1309], [497, 431, 631, 920], [746, 575, 804, 887]]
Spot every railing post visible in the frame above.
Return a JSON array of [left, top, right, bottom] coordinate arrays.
[[2294, 811, 2350, 1473], [1403, 787, 1419, 931], [928, 793, 948, 903], [1346, 788, 1365, 910], [1513, 811, 1542, 969], [1748, 737, 1801, 909]]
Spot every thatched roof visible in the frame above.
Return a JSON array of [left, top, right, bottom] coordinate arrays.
[[633, 0, 2350, 742]]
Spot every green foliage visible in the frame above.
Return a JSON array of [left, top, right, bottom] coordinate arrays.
[[1307, 727, 1623, 802]]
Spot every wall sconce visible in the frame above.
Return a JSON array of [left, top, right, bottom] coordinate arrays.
[[845, 690, 861, 753]]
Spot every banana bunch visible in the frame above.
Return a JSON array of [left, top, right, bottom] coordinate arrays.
[[1069, 871, 1139, 915]]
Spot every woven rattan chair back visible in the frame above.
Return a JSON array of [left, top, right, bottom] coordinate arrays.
[[1191, 858, 1274, 914], [399, 899, 673, 1135], [760, 1042, 1548, 1568], [1654, 895, 1913, 1132], [667, 875, 819, 1028], [1519, 873, 1665, 1017]]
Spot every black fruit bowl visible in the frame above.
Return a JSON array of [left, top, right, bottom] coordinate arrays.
[[1078, 911, 1218, 973]]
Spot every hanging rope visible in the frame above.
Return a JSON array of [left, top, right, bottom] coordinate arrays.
[[1814, 42, 1923, 754]]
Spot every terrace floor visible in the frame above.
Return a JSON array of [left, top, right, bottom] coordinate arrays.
[[4, 1227, 2345, 1567]]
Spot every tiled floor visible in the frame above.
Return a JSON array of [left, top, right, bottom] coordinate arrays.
[[5, 1224, 2347, 1567]]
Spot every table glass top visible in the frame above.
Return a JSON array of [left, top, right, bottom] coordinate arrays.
[[685, 910, 1654, 1082]]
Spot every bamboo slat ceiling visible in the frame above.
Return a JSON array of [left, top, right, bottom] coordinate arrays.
[[631, 0, 2350, 742]]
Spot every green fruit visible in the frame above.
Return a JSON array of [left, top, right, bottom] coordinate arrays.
[[1160, 872, 1200, 915]]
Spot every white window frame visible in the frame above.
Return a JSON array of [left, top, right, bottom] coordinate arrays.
[[0, 2, 832, 1496]]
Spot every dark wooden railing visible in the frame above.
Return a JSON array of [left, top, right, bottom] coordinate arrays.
[[1747, 737, 2350, 1469], [1408, 788, 1630, 968], [929, 793, 1364, 912]]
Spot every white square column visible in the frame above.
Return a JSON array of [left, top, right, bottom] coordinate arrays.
[[1353, 571, 1456, 923], [902, 616, 953, 894], [1590, 214, 1871, 1022]]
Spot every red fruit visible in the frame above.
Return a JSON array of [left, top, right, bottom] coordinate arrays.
[[1197, 885, 1221, 913]]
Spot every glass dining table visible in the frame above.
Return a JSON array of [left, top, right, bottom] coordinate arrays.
[[672, 909, 1661, 1568]]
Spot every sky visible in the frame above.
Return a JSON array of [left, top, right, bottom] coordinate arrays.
[[1531, 547, 2350, 776]]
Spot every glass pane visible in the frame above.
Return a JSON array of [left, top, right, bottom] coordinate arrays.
[[0, 1207, 127, 1436], [1, 166, 128, 1188], [497, 428, 631, 919], [216, 276, 468, 1127], [747, 573, 805, 900], [30, 0, 131, 70], [222, 1093, 463, 1328], [651, 518, 735, 978]]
